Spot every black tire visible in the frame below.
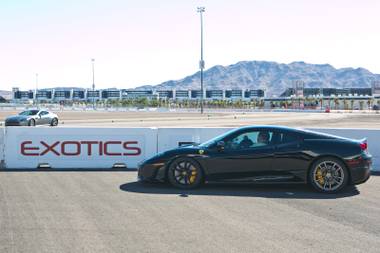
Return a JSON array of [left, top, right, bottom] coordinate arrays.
[[50, 118, 58, 126], [167, 157, 204, 189], [28, 119, 35, 126], [308, 157, 349, 193]]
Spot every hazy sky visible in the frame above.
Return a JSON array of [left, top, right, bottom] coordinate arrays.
[[1, 0, 380, 90]]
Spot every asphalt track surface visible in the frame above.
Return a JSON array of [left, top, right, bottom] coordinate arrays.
[[0, 170, 379, 253], [2, 110, 380, 128]]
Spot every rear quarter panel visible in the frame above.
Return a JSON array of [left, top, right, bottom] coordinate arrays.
[[303, 139, 361, 160], [302, 139, 363, 182]]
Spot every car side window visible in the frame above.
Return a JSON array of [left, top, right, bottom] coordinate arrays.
[[39, 111, 49, 116], [224, 130, 274, 151], [278, 132, 302, 145]]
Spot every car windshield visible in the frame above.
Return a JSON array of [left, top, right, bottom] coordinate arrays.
[[19, 110, 39, 116], [199, 128, 238, 148]]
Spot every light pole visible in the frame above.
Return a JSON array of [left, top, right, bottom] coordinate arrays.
[[91, 58, 95, 110], [197, 6, 205, 114], [35, 73, 38, 107]]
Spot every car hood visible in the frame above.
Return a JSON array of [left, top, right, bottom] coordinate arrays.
[[143, 146, 205, 164], [161, 146, 206, 159], [166, 145, 204, 155], [6, 115, 31, 121]]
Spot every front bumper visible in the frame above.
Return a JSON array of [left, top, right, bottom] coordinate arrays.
[[5, 121, 28, 126], [137, 162, 166, 182]]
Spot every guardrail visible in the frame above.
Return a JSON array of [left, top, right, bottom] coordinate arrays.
[[0, 126, 378, 171]]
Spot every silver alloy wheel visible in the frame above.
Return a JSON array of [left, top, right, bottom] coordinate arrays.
[[313, 161, 345, 191], [173, 161, 198, 185]]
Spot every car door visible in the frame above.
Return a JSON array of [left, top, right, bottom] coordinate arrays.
[[204, 128, 276, 182], [272, 130, 310, 180], [37, 111, 50, 125]]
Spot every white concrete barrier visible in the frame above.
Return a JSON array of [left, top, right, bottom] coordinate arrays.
[[0, 128, 4, 168], [4, 127, 157, 169]]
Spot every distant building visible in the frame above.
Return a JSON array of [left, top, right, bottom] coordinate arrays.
[[11, 87, 264, 102], [206, 90, 224, 99], [13, 88, 33, 101], [156, 90, 174, 99], [121, 90, 155, 99], [280, 87, 372, 97], [225, 90, 243, 99]]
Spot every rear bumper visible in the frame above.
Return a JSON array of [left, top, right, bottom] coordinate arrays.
[[351, 166, 371, 185], [348, 156, 372, 185]]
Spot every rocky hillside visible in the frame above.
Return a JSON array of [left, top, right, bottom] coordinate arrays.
[[138, 61, 380, 96]]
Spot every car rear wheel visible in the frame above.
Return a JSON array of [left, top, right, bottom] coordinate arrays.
[[28, 119, 35, 126], [50, 118, 58, 126], [309, 157, 349, 193], [167, 158, 203, 189]]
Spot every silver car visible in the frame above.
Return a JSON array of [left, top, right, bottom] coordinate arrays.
[[5, 109, 59, 126]]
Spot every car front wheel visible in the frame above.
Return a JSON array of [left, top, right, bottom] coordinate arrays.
[[167, 158, 204, 189], [309, 157, 349, 193]]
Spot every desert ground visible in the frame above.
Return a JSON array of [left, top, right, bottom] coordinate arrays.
[[1, 109, 380, 128]]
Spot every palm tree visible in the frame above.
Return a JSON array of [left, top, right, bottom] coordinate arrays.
[[367, 99, 373, 110], [327, 98, 333, 110], [359, 100, 364, 110], [343, 99, 348, 110], [305, 97, 313, 108], [334, 98, 339, 110], [258, 100, 264, 109]]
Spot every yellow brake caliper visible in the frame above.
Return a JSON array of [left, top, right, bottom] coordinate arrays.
[[316, 168, 324, 185], [189, 170, 197, 184]]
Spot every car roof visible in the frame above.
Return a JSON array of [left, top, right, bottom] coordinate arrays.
[[237, 125, 353, 141], [24, 109, 50, 112], [236, 125, 330, 137], [237, 125, 302, 132]]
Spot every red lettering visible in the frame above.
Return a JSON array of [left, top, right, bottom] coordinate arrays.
[[99, 141, 103, 156], [104, 141, 122, 156], [21, 141, 39, 156], [80, 141, 98, 156], [40, 141, 60, 156], [20, 140, 141, 157], [123, 141, 141, 156], [61, 141, 81, 156]]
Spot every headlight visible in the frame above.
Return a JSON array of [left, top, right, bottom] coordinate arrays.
[[137, 160, 146, 168]]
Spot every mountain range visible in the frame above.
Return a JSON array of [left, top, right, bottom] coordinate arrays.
[[137, 61, 380, 96], [0, 90, 12, 100]]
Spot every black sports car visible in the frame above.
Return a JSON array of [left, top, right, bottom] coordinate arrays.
[[5, 109, 59, 126], [138, 126, 372, 193]]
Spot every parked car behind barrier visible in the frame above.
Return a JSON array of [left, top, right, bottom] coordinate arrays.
[[5, 109, 59, 127]]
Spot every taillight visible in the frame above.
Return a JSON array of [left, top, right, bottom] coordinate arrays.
[[360, 141, 367, 151]]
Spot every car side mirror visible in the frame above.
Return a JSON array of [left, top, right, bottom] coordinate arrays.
[[216, 141, 225, 152]]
